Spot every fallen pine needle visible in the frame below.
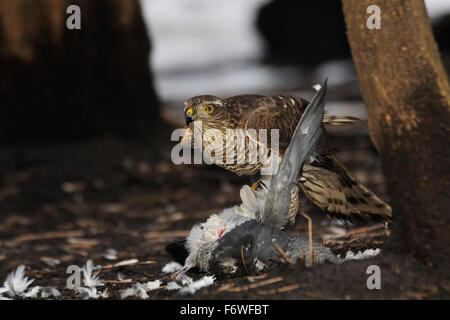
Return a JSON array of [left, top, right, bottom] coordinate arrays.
[[101, 280, 136, 285], [224, 276, 283, 292], [216, 283, 235, 293], [241, 246, 249, 276], [300, 211, 313, 267], [13, 230, 84, 243], [274, 244, 294, 265], [257, 284, 301, 295], [304, 292, 339, 300], [331, 224, 385, 238], [246, 274, 268, 282]]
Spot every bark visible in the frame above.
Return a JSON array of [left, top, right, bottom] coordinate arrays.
[[341, 0, 450, 265], [0, 0, 159, 142]]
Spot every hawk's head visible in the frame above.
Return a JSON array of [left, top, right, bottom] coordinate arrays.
[[184, 95, 230, 129]]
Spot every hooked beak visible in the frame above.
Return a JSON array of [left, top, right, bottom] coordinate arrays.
[[185, 114, 193, 126]]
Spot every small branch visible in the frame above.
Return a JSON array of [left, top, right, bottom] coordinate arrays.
[[12, 230, 84, 243], [274, 244, 294, 265], [241, 245, 249, 276], [224, 276, 283, 292], [258, 284, 301, 295]]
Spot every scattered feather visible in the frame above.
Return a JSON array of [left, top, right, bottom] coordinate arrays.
[[40, 257, 61, 267], [120, 283, 148, 299], [345, 248, 381, 260], [1, 265, 41, 298], [117, 273, 132, 282], [82, 260, 103, 287], [166, 281, 182, 291], [103, 248, 118, 260], [179, 275, 215, 295], [180, 274, 193, 286], [74, 260, 108, 299], [143, 280, 161, 291], [41, 288, 61, 299], [76, 287, 109, 299], [162, 261, 183, 273], [22, 286, 41, 298]]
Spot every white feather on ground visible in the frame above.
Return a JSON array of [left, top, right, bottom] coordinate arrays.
[[76, 287, 109, 299], [120, 283, 149, 299], [81, 260, 103, 287], [0, 265, 41, 298], [120, 280, 161, 299], [179, 276, 216, 295], [344, 248, 381, 260], [162, 261, 183, 273], [103, 248, 118, 260], [165, 275, 215, 295], [75, 260, 109, 299], [166, 281, 182, 291], [40, 288, 61, 299]]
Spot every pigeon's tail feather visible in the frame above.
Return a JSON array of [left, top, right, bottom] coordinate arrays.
[[287, 237, 343, 265]]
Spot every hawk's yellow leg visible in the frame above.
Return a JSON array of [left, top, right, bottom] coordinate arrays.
[[300, 211, 313, 267]]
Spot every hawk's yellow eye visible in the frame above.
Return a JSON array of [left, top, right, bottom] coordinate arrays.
[[204, 105, 214, 114], [186, 108, 194, 116]]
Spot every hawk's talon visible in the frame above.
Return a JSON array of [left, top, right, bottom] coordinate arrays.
[[251, 182, 260, 191]]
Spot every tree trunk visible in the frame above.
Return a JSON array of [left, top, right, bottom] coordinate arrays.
[[0, 0, 159, 142], [341, 0, 450, 266]]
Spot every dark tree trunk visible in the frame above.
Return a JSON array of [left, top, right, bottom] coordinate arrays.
[[341, 0, 450, 266], [0, 0, 159, 142], [256, 0, 350, 66]]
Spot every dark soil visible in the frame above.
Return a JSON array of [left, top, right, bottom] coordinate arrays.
[[0, 124, 448, 300]]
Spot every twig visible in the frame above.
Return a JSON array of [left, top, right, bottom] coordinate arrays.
[[241, 245, 249, 276], [304, 292, 339, 300], [101, 280, 136, 285], [257, 284, 302, 295], [246, 274, 268, 281], [224, 276, 283, 292], [273, 244, 294, 265], [323, 223, 388, 255], [12, 230, 84, 243], [300, 211, 313, 267], [216, 283, 235, 293]]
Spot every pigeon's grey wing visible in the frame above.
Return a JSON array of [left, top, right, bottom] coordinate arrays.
[[263, 79, 327, 229]]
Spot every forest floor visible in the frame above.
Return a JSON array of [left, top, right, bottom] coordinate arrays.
[[0, 124, 448, 300]]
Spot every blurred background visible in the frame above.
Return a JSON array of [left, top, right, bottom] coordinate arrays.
[[140, 0, 450, 125], [0, 0, 449, 298]]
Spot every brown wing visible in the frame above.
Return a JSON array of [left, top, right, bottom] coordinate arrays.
[[226, 95, 309, 153], [299, 154, 392, 222]]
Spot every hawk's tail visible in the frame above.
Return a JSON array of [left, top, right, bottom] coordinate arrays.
[[299, 154, 392, 223]]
